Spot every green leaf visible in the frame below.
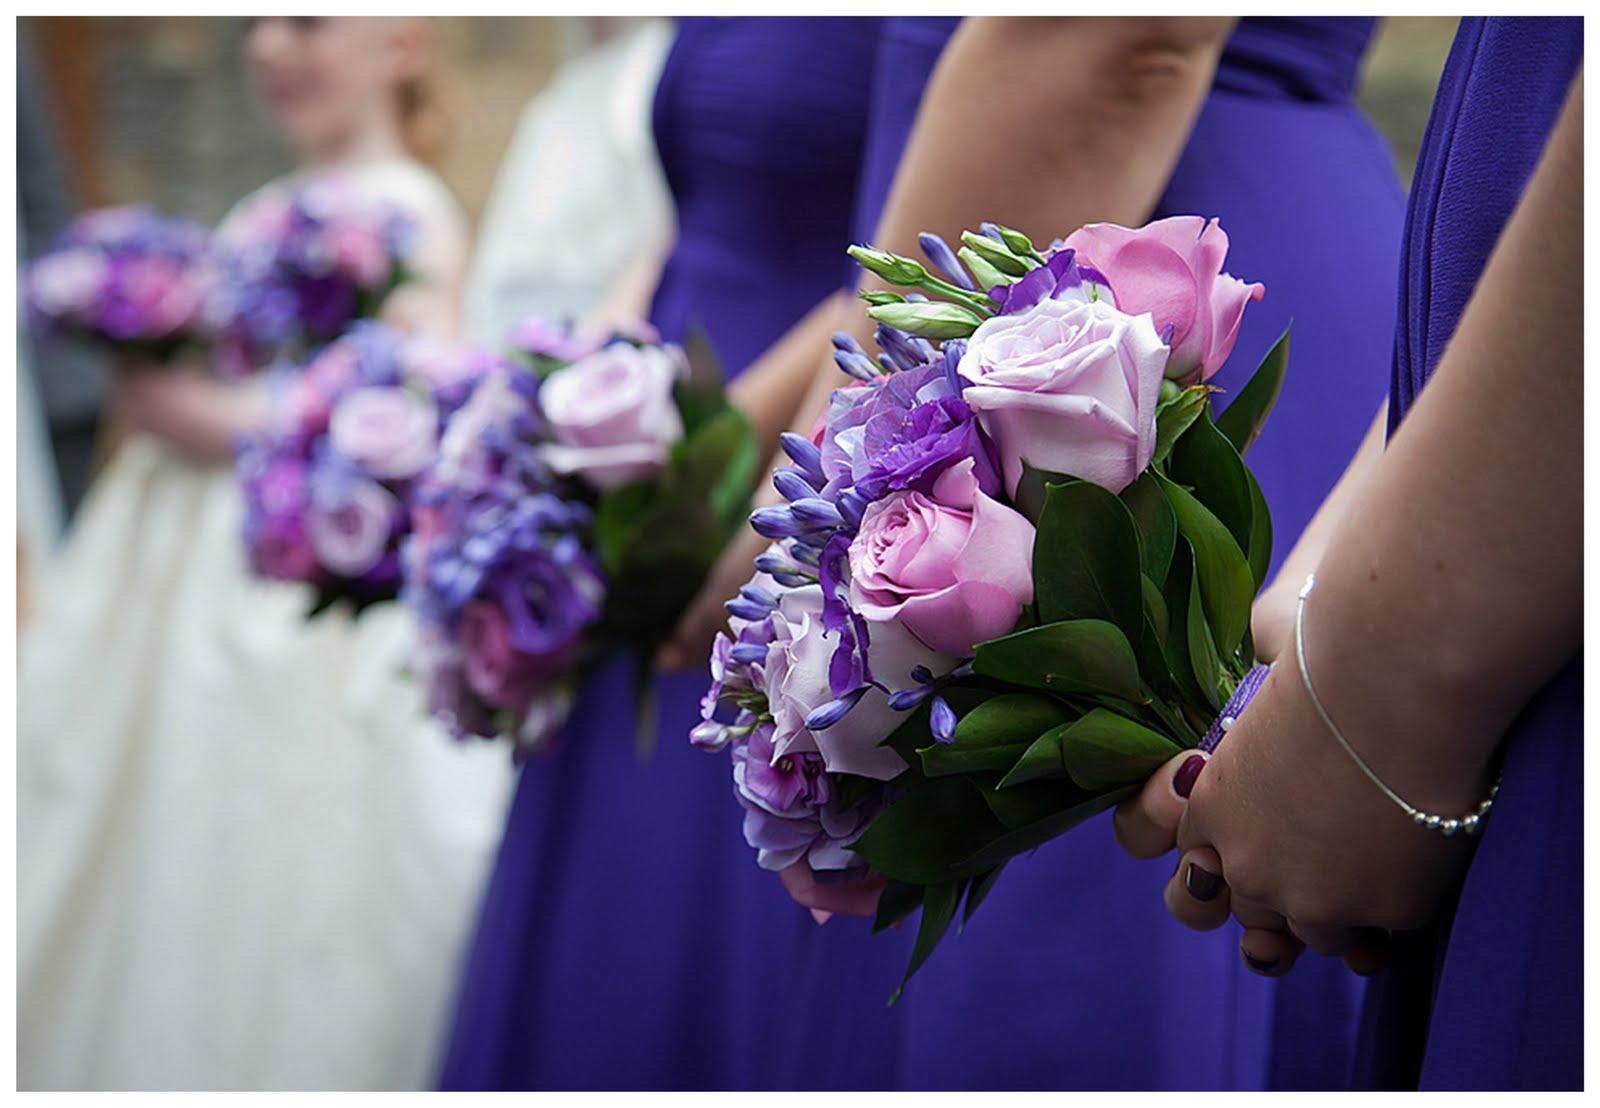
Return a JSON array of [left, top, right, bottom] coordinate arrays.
[[1185, 542, 1223, 710], [979, 776, 1087, 828], [849, 776, 1007, 885], [866, 301, 984, 340], [958, 785, 1141, 870], [1215, 325, 1290, 457], [958, 246, 1015, 291], [1057, 708, 1184, 791], [952, 692, 1074, 748], [872, 879, 923, 934], [962, 864, 1006, 928], [891, 881, 962, 1002], [1160, 544, 1206, 705], [1121, 472, 1176, 584], [919, 740, 1033, 778], [1013, 463, 1073, 525], [1154, 473, 1254, 656], [672, 322, 732, 436], [972, 620, 1143, 701], [995, 725, 1070, 789], [1033, 480, 1143, 644], [1168, 412, 1253, 556], [1244, 466, 1274, 591], [1153, 386, 1209, 467]]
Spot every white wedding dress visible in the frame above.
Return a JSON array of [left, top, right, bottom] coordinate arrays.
[[17, 160, 514, 1091]]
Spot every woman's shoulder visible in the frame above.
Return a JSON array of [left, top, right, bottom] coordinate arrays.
[[347, 158, 466, 229]]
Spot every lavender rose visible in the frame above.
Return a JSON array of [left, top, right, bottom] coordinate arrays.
[[1063, 217, 1264, 384], [538, 342, 685, 490], [849, 458, 1035, 655], [957, 296, 1167, 495], [329, 385, 439, 480]]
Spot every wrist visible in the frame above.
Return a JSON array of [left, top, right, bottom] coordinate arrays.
[[1292, 568, 1502, 814]]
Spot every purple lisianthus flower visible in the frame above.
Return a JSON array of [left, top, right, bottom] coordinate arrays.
[[990, 246, 1114, 317], [731, 721, 886, 874]]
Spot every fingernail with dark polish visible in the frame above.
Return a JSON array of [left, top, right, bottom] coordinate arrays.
[[1172, 754, 1207, 799], [1184, 862, 1223, 902], [1244, 952, 1279, 974]]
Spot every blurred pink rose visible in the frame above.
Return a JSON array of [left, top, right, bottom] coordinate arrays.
[[329, 223, 391, 287], [849, 458, 1034, 655], [329, 386, 438, 480], [1064, 217, 1264, 383], [458, 600, 549, 712], [958, 296, 1167, 495], [538, 343, 685, 490]]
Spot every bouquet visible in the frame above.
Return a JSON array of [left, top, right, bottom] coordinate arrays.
[[237, 321, 497, 615], [404, 319, 758, 753], [22, 205, 215, 362], [694, 218, 1286, 993], [207, 175, 415, 377]]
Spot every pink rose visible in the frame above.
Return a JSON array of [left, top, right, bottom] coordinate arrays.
[[1063, 217, 1264, 383], [958, 296, 1167, 495], [329, 386, 439, 480], [458, 600, 561, 712], [538, 343, 685, 490], [306, 478, 398, 577], [761, 584, 951, 782], [848, 458, 1035, 655]]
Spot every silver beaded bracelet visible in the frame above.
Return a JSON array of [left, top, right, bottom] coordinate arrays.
[[1295, 573, 1499, 837]]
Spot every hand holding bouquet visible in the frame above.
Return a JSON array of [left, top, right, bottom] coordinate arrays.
[[404, 319, 757, 754], [695, 218, 1286, 993], [237, 322, 496, 614], [22, 205, 215, 364]]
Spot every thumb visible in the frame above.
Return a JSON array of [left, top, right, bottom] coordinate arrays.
[[1113, 748, 1208, 859]]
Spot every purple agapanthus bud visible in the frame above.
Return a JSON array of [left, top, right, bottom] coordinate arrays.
[[750, 505, 804, 539], [837, 489, 868, 531], [918, 231, 976, 291], [788, 540, 822, 568], [738, 584, 779, 610], [753, 551, 794, 576], [887, 684, 933, 711], [772, 467, 816, 503], [930, 696, 958, 744], [910, 665, 935, 685], [804, 685, 869, 732], [779, 432, 825, 484], [771, 571, 813, 588], [729, 641, 769, 665], [790, 497, 844, 530], [726, 596, 772, 622], [834, 349, 880, 382]]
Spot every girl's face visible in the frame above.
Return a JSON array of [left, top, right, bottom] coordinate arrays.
[[245, 17, 420, 158]]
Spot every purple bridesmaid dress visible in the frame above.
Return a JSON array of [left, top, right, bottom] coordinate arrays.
[[1355, 17, 1582, 1090], [435, 18, 886, 1090], [834, 17, 1404, 1090]]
